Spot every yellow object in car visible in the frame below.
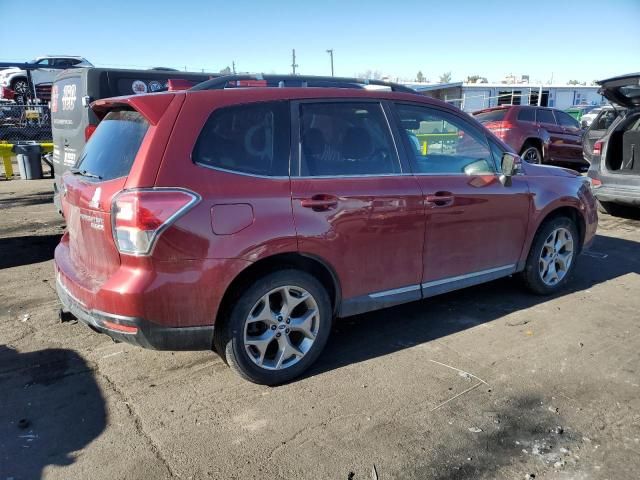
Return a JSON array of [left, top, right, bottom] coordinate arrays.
[[422, 141, 428, 155]]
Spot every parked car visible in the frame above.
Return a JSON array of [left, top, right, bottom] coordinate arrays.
[[565, 105, 598, 123], [473, 105, 586, 167], [0, 56, 92, 99], [586, 73, 640, 215], [54, 74, 597, 385], [51, 67, 218, 212], [582, 105, 626, 158]]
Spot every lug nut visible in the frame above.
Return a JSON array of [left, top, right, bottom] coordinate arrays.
[[276, 332, 281, 338], [285, 328, 290, 334], [285, 318, 290, 324], [277, 315, 283, 322], [271, 325, 277, 330]]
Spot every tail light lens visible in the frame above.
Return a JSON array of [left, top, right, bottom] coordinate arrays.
[[85, 124, 97, 141], [111, 189, 200, 255], [593, 140, 603, 156]]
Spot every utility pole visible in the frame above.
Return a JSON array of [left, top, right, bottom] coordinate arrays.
[[326, 49, 334, 76], [232, 61, 236, 74], [291, 49, 298, 75]]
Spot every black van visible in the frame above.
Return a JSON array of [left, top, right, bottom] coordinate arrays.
[[51, 67, 215, 210]]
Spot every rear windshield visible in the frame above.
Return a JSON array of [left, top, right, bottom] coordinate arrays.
[[75, 110, 148, 180], [473, 109, 507, 123]]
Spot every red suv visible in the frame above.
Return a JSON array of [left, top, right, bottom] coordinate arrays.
[[55, 75, 597, 384], [474, 105, 586, 167]]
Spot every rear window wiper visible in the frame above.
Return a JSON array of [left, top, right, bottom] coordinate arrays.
[[70, 167, 102, 180]]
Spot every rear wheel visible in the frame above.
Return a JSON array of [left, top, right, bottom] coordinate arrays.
[[215, 270, 332, 385], [521, 216, 579, 295], [521, 143, 542, 164]]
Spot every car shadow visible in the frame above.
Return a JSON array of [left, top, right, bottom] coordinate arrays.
[[0, 345, 106, 479], [0, 234, 62, 269], [0, 191, 54, 209], [307, 233, 639, 378]]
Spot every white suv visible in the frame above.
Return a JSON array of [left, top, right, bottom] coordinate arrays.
[[0, 56, 93, 97]]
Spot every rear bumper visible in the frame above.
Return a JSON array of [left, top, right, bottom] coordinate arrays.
[[56, 275, 214, 350], [594, 184, 640, 206]]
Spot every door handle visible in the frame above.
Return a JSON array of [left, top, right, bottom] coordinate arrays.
[[300, 194, 338, 211], [425, 191, 454, 208]]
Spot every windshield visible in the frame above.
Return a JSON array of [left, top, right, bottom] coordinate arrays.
[[473, 109, 507, 123]]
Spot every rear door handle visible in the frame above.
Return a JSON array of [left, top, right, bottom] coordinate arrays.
[[300, 194, 338, 211], [425, 191, 455, 208]]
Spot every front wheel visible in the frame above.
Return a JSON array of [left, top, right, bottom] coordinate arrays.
[[521, 217, 579, 295], [215, 270, 332, 385], [521, 144, 542, 164]]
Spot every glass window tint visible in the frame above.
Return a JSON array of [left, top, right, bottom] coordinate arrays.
[[299, 102, 400, 176], [396, 104, 495, 175], [76, 110, 148, 181], [193, 101, 290, 176], [536, 109, 557, 125], [517, 108, 535, 122], [556, 111, 580, 129]]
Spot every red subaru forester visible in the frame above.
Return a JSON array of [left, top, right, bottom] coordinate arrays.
[[55, 75, 597, 385]]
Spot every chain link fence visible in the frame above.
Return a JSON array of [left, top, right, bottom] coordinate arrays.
[[0, 103, 52, 142]]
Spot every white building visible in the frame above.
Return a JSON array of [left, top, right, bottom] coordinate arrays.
[[404, 81, 605, 112]]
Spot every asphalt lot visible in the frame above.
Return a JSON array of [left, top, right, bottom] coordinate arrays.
[[1, 179, 639, 480]]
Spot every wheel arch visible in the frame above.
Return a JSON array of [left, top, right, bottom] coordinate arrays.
[[215, 252, 341, 329], [518, 203, 587, 271]]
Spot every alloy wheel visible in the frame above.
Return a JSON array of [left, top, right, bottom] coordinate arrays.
[[243, 285, 320, 370], [538, 227, 574, 286], [522, 146, 541, 164], [12, 79, 28, 95]]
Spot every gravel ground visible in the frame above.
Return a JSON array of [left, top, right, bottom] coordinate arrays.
[[1, 179, 639, 480]]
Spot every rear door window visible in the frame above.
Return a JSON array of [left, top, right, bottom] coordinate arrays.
[[517, 108, 535, 122], [536, 109, 557, 125], [298, 102, 400, 176], [193, 101, 290, 176], [75, 110, 148, 180]]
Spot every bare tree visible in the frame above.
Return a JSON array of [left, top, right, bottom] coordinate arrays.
[[219, 66, 232, 75], [416, 70, 425, 83]]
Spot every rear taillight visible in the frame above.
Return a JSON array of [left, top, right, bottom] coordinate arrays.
[[85, 124, 97, 141], [593, 140, 603, 156], [111, 189, 200, 255]]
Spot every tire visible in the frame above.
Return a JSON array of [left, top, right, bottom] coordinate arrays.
[[520, 143, 543, 164], [214, 269, 332, 385], [597, 200, 625, 217], [11, 78, 29, 95], [521, 216, 579, 295]]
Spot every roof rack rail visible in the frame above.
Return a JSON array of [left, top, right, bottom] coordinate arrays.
[[190, 74, 417, 94]]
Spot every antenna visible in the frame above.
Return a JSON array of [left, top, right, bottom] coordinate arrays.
[[291, 49, 298, 75], [326, 49, 334, 77]]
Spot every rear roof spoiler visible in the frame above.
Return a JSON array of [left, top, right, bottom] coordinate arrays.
[[91, 93, 175, 125]]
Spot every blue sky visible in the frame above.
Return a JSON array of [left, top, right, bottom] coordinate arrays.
[[1, 0, 638, 83]]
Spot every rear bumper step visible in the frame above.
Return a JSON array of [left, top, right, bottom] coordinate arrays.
[[56, 277, 214, 351], [594, 184, 640, 206]]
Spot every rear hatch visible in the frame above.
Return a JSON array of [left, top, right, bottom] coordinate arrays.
[[62, 108, 150, 282], [473, 108, 509, 130], [598, 73, 640, 109], [60, 92, 183, 284]]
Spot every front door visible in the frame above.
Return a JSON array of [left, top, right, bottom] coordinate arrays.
[[554, 110, 585, 163], [391, 102, 531, 296], [290, 100, 426, 316], [536, 108, 567, 162]]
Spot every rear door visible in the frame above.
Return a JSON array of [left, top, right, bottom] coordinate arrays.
[[598, 73, 640, 109], [392, 102, 530, 296], [290, 100, 426, 315], [51, 71, 87, 191], [536, 108, 566, 161]]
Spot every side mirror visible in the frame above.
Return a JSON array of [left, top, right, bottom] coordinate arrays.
[[500, 153, 519, 186], [581, 120, 588, 128]]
